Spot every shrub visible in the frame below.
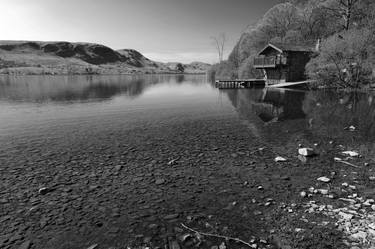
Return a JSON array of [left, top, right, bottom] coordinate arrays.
[[306, 28, 375, 88]]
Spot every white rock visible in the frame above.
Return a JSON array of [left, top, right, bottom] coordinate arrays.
[[342, 151, 359, 157], [87, 245, 98, 249], [368, 229, 375, 236], [318, 189, 329, 195], [298, 148, 315, 157], [339, 212, 353, 220], [342, 182, 349, 187], [300, 191, 307, 197], [274, 156, 287, 162], [219, 242, 226, 249], [351, 231, 367, 241], [363, 199, 375, 206], [371, 205, 375, 211], [317, 176, 331, 183]]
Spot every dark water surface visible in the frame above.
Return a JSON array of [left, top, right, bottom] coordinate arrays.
[[0, 74, 374, 153]]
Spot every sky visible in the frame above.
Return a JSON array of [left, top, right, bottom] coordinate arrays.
[[0, 0, 280, 63]]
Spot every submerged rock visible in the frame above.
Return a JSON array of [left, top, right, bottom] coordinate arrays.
[[317, 177, 331, 183], [342, 151, 359, 157], [298, 148, 315, 157], [18, 240, 32, 249], [274, 156, 287, 162]]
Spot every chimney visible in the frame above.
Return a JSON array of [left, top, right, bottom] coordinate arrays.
[[315, 38, 321, 52]]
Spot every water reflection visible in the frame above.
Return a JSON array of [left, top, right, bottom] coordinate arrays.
[[0, 74, 202, 103], [223, 88, 375, 151], [226, 88, 306, 124]]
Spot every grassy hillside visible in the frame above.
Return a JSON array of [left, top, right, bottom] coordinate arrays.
[[0, 41, 210, 75]]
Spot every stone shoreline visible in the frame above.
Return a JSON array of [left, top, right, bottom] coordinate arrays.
[[0, 115, 374, 249]]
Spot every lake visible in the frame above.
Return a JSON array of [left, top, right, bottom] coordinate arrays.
[[1, 74, 374, 151], [1, 74, 375, 249]]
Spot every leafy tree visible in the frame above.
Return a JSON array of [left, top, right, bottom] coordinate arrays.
[[176, 63, 184, 73], [259, 3, 301, 42], [322, 0, 360, 30], [306, 28, 375, 88]]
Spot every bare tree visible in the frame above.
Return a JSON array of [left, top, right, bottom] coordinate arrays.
[[323, 0, 360, 30], [211, 33, 226, 62]]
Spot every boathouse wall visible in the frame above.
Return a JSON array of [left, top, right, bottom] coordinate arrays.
[[254, 43, 314, 85]]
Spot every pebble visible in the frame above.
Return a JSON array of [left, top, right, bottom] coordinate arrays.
[[155, 179, 165, 185], [342, 151, 359, 157], [298, 148, 315, 157], [219, 242, 226, 249], [18, 240, 32, 249], [38, 187, 51, 195], [300, 191, 307, 198], [318, 189, 329, 195], [274, 156, 287, 162], [339, 212, 353, 221], [351, 231, 367, 241], [317, 177, 330, 183], [163, 213, 179, 220]]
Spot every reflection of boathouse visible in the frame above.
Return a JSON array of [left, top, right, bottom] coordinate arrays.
[[254, 43, 315, 85], [226, 88, 306, 124]]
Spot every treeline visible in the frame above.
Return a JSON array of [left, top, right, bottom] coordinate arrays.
[[210, 0, 375, 88]]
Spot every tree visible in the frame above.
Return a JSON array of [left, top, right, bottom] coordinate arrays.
[[259, 3, 301, 41], [323, 0, 360, 30], [306, 28, 375, 88], [298, 1, 337, 41], [176, 63, 184, 73], [211, 33, 226, 62]]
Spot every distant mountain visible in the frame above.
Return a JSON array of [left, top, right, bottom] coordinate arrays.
[[0, 41, 210, 75], [116, 49, 158, 68]]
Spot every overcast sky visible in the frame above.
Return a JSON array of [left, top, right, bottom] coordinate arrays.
[[0, 0, 280, 63]]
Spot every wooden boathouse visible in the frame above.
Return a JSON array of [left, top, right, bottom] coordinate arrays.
[[253, 43, 315, 86]]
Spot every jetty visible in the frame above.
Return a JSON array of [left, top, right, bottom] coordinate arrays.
[[266, 80, 315, 89], [215, 79, 265, 89], [216, 79, 314, 89]]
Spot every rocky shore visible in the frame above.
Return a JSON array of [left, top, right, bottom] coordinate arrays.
[[0, 112, 374, 249]]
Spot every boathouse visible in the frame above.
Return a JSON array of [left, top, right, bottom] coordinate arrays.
[[254, 43, 315, 85]]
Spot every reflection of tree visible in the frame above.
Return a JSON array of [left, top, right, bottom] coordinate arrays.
[[0, 75, 204, 103], [303, 91, 375, 142], [176, 75, 185, 83]]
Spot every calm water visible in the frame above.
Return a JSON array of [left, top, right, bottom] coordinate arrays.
[[0, 74, 375, 155]]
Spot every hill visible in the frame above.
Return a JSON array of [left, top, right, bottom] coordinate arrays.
[[0, 41, 209, 75], [211, 0, 375, 88]]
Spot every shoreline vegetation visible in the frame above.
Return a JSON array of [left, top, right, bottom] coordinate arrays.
[[0, 41, 210, 76], [209, 0, 375, 89]]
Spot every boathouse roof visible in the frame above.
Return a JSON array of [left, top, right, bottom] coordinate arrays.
[[258, 43, 315, 55]]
